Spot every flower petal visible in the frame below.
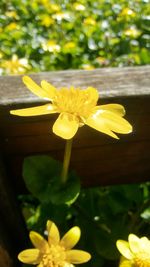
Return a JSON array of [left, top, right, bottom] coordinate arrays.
[[86, 108, 132, 138], [119, 256, 133, 267], [66, 250, 91, 264], [86, 112, 119, 139], [53, 113, 79, 139], [99, 110, 132, 134], [116, 240, 133, 260], [128, 234, 142, 254], [41, 80, 57, 101], [47, 220, 60, 245], [23, 76, 50, 99], [60, 226, 80, 250], [18, 249, 41, 264], [10, 104, 57, 116], [29, 231, 48, 251], [98, 104, 126, 117]]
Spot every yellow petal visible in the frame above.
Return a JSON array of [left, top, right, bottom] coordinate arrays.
[[128, 234, 142, 254], [60, 226, 80, 250], [86, 112, 119, 139], [99, 104, 125, 117], [66, 250, 91, 264], [99, 110, 132, 134], [116, 240, 133, 260], [29, 231, 48, 251], [41, 80, 57, 101], [119, 256, 133, 267], [18, 249, 41, 264], [47, 220, 60, 245], [23, 76, 50, 99], [53, 113, 79, 139], [10, 104, 57, 116]]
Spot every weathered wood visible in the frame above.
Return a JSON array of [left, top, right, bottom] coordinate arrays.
[[0, 66, 150, 191], [0, 157, 28, 266]]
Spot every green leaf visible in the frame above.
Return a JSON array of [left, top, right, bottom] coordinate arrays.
[[23, 155, 80, 205]]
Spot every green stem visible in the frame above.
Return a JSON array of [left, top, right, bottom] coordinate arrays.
[[61, 138, 73, 184]]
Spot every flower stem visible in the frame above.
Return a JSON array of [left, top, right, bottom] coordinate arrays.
[[61, 138, 73, 184]]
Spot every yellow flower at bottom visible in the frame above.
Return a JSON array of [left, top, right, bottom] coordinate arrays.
[[18, 220, 91, 267], [116, 234, 150, 267], [2, 55, 30, 74], [10, 76, 132, 140]]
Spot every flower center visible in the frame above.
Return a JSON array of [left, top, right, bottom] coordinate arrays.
[[53, 87, 98, 120], [134, 252, 150, 267], [41, 244, 66, 267]]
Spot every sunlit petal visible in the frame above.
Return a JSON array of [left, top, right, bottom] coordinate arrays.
[[10, 104, 57, 116], [99, 110, 132, 134], [53, 113, 79, 139], [18, 249, 41, 264], [98, 104, 126, 117], [60, 227, 80, 250], [86, 108, 132, 138], [29, 231, 48, 251], [47, 220, 60, 245], [41, 80, 57, 101], [86, 113, 119, 139], [23, 76, 50, 99], [116, 240, 133, 260], [128, 234, 142, 254], [66, 250, 91, 264]]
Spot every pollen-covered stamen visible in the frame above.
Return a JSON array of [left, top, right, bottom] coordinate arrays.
[[52, 87, 99, 119], [41, 245, 66, 267], [134, 252, 150, 267]]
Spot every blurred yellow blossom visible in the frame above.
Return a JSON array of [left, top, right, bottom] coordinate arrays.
[[39, 15, 54, 27], [84, 17, 96, 26], [63, 42, 76, 53], [124, 27, 141, 38], [52, 12, 71, 21], [5, 10, 18, 19], [81, 64, 95, 70], [119, 8, 136, 18], [73, 3, 85, 11], [5, 22, 20, 31], [10, 76, 132, 140], [42, 40, 61, 52], [1, 55, 30, 74], [116, 234, 150, 267], [18, 220, 91, 266], [0, 52, 3, 59]]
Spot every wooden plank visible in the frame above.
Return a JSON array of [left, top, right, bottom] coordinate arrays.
[[0, 66, 150, 191], [0, 157, 28, 266]]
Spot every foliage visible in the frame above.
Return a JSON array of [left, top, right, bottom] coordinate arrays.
[[0, 0, 150, 74], [19, 155, 150, 267]]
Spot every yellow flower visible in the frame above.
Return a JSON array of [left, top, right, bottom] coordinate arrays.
[[5, 10, 18, 19], [124, 28, 141, 38], [42, 40, 61, 52], [64, 42, 76, 50], [18, 220, 91, 266], [52, 12, 71, 21], [10, 76, 132, 140], [1, 55, 30, 74], [83, 17, 96, 26], [81, 64, 95, 70], [5, 22, 19, 31], [116, 234, 150, 267], [119, 8, 136, 18], [73, 3, 85, 11], [40, 15, 54, 27]]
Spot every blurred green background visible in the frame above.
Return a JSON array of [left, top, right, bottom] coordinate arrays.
[[0, 0, 150, 75]]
